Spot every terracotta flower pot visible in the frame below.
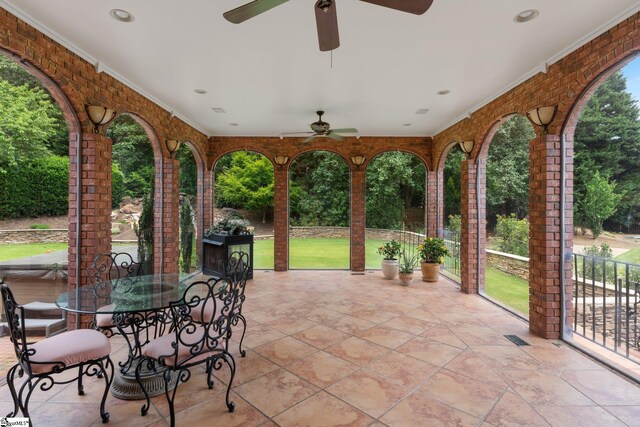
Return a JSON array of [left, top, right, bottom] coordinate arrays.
[[381, 259, 399, 280], [420, 262, 440, 282], [398, 272, 414, 286]]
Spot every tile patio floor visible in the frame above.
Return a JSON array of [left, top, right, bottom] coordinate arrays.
[[2, 270, 640, 426]]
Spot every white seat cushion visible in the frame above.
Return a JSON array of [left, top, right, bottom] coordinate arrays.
[[28, 329, 111, 374]]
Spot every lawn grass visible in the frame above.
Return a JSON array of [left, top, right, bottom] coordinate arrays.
[[0, 242, 68, 261], [254, 238, 389, 270], [484, 267, 529, 315], [614, 247, 640, 265]]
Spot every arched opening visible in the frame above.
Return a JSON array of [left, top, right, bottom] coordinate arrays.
[[364, 151, 427, 269], [0, 50, 77, 323], [106, 114, 156, 273], [212, 150, 275, 270], [440, 143, 465, 281], [565, 53, 640, 361], [288, 151, 350, 269], [176, 143, 199, 273], [481, 115, 534, 316]]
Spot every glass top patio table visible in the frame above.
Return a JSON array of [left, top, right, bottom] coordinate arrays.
[[55, 273, 189, 315]]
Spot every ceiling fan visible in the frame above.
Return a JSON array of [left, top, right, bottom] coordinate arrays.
[[280, 111, 358, 141], [223, 0, 434, 51]]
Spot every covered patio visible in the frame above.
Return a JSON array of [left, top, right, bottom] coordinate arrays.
[[2, 0, 640, 425], [3, 271, 640, 426]]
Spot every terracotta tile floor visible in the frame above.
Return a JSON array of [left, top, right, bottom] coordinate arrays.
[[2, 270, 640, 426]]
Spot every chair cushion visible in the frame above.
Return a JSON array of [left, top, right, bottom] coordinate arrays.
[[95, 303, 116, 328], [29, 329, 111, 374], [144, 327, 225, 367]]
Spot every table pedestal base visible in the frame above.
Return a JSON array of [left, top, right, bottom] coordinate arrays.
[[111, 361, 179, 400]]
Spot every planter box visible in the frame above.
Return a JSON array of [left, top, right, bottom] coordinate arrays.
[[203, 234, 253, 279]]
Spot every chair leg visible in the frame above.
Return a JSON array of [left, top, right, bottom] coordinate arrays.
[[98, 357, 114, 424], [135, 357, 152, 417], [19, 377, 43, 419], [77, 364, 85, 395], [236, 314, 247, 357], [166, 368, 189, 427], [205, 359, 215, 389], [5, 364, 20, 417], [222, 353, 236, 413]]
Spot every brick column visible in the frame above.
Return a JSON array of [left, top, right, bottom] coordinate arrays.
[[529, 134, 563, 338], [68, 132, 112, 329], [460, 159, 479, 294], [199, 166, 213, 269], [158, 158, 180, 274], [426, 170, 440, 236], [273, 167, 288, 271], [351, 168, 366, 272]]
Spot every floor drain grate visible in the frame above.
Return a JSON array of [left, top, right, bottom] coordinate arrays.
[[504, 335, 530, 346]]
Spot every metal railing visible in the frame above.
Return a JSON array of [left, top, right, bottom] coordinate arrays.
[[573, 253, 640, 361], [442, 229, 460, 279]]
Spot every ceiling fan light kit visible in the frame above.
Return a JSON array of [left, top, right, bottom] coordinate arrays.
[[223, 0, 433, 51], [280, 111, 359, 142]]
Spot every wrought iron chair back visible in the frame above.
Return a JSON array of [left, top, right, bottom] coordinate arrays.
[[136, 276, 238, 426], [225, 251, 250, 356], [87, 252, 142, 304], [1, 284, 32, 374]]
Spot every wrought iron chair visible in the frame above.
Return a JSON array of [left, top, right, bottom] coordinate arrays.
[[1, 283, 114, 424], [135, 276, 237, 427], [192, 251, 250, 356]]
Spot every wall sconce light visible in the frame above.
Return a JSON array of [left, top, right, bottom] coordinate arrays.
[[526, 106, 557, 134], [350, 155, 366, 168], [458, 140, 475, 158], [85, 105, 116, 133], [273, 155, 289, 168], [166, 139, 181, 158]]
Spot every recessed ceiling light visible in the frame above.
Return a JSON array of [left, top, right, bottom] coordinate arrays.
[[437, 90, 450, 95], [109, 9, 134, 23], [212, 107, 226, 113], [193, 89, 207, 95], [403, 123, 412, 127], [514, 9, 539, 23], [415, 109, 430, 114], [229, 123, 239, 126]]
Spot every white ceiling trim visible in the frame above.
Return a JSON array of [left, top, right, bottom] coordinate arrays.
[[432, 2, 640, 138], [0, 1, 209, 136]]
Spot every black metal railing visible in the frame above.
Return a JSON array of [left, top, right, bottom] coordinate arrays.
[[442, 229, 460, 279], [572, 253, 640, 361]]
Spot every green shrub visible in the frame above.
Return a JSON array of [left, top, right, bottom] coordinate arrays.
[[30, 224, 51, 229], [447, 214, 461, 234], [112, 163, 126, 208], [495, 214, 529, 257], [0, 155, 68, 218]]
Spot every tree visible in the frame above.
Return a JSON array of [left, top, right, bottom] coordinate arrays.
[[443, 146, 465, 224], [0, 54, 68, 156], [576, 171, 623, 238], [107, 114, 155, 199], [289, 152, 350, 227], [0, 80, 62, 173], [215, 151, 274, 223], [177, 145, 197, 198], [575, 70, 640, 231], [366, 152, 425, 230], [486, 115, 533, 221]]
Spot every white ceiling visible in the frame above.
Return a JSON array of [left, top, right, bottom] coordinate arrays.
[[3, 0, 640, 137]]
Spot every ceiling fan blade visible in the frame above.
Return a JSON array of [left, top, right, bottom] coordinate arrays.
[[304, 135, 320, 143], [315, 0, 340, 52], [224, 0, 289, 24], [327, 132, 344, 141], [281, 131, 314, 136], [359, 0, 433, 15], [329, 128, 358, 134]]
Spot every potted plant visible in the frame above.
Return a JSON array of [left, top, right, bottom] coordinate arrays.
[[417, 237, 449, 282], [398, 252, 418, 286], [377, 239, 402, 279]]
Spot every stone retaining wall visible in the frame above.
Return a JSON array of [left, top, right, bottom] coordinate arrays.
[[486, 249, 529, 281], [0, 229, 68, 244], [288, 227, 425, 242]]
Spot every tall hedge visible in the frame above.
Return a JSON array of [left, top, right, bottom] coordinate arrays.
[[0, 155, 68, 218]]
